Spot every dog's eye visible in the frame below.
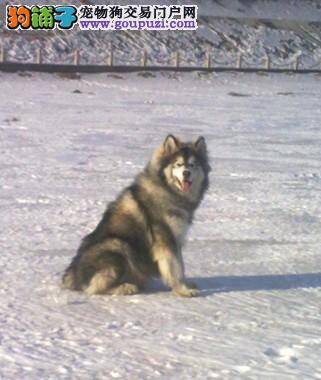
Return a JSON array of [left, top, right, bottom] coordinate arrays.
[[188, 163, 195, 168], [176, 163, 184, 167]]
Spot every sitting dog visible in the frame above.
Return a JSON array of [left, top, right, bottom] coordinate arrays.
[[62, 135, 210, 297]]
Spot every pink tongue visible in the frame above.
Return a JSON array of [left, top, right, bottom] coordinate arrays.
[[182, 180, 192, 192]]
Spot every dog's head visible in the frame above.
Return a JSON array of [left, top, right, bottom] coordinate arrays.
[[150, 135, 211, 202]]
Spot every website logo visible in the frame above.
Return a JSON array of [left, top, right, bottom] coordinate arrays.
[[6, 5, 78, 30], [6, 4, 198, 31]]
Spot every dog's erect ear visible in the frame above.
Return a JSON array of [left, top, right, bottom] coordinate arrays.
[[163, 135, 180, 154], [194, 136, 207, 156], [194, 136, 211, 171]]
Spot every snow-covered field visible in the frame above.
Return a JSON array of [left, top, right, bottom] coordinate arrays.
[[1, 70, 321, 379]]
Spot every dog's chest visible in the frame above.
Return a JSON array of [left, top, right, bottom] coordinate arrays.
[[165, 209, 190, 246]]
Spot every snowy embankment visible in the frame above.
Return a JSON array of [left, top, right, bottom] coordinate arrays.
[[1, 0, 321, 68], [1, 71, 321, 379]]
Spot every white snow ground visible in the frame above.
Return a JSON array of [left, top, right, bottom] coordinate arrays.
[[1, 70, 321, 379]]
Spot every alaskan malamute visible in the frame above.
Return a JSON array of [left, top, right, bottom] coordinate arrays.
[[62, 135, 210, 297]]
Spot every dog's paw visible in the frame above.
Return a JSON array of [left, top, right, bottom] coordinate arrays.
[[111, 283, 139, 296], [184, 280, 198, 290], [172, 284, 198, 298]]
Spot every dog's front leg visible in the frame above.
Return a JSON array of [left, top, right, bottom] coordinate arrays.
[[154, 245, 198, 297], [176, 249, 198, 291]]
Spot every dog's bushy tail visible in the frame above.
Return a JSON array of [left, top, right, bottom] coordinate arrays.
[[61, 268, 76, 290]]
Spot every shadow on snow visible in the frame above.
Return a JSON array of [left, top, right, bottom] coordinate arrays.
[[191, 272, 321, 296]]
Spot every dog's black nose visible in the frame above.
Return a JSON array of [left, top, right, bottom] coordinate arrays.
[[183, 170, 191, 179]]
